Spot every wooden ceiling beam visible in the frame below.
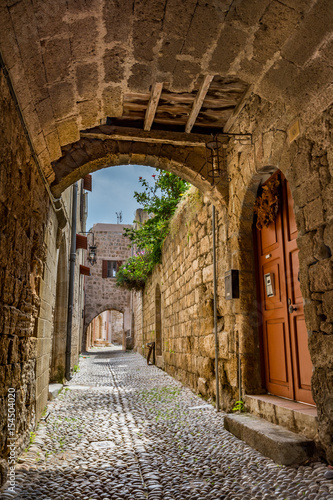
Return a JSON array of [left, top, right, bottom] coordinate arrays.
[[185, 75, 214, 134], [144, 82, 164, 131], [80, 125, 218, 148], [223, 85, 253, 133]]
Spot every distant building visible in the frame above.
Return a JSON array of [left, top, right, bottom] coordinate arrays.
[[84, 223, 133, 350]]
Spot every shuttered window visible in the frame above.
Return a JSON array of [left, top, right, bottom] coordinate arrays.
[[83, 174, 92, 191], [102, 260, 122, 278], [76, 234, 87, 250], [80, 265, 90, 276]]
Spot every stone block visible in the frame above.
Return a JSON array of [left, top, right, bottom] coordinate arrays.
[[70, 17, 98, 61], [309, 259, 333, 292], [281, 0, 333, 67], [224, 414, 315, 465], [172, 60, 201, 93], [309, 331, 333, 368], [76, 62, 99, 101], [197, 377, 208, 397], [104, 47, 127, 83], [102, 86, 123, 118], [78, 100, 100, 130], [304, 299, 321, 332], [49, 81, 75, 120], [293, 174, 321, 208], [181, 2, 222, 62], [304, 197, 324, 231], [43, 37, 71, 82], [322, 291, 333, 322], [45, 131, 62, 162], [203, 264, 213, 283]]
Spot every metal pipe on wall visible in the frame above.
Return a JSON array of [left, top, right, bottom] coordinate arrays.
[[212, 205, 220, 411], [65, 182, 78, 381]]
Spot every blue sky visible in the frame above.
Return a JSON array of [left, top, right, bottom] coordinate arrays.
[[85, 165, 159, 229]]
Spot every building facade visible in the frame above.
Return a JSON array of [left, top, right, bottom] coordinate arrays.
[[83, 224, 133, 351]]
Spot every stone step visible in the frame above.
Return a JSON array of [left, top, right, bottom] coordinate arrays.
[[244, 394, 318, 442], [224, 413, 316, 466]]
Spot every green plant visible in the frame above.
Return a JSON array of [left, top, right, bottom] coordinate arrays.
[[232, 400, 245, 412], [29, 431, 36, 445], [116, 171, 189, 290], [72, 364, 80, 373]]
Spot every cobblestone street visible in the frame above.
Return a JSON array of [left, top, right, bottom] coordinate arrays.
[[2, 348, 333, 500]]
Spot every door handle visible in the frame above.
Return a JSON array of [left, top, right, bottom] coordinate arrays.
[[288, 304, 297, 314]]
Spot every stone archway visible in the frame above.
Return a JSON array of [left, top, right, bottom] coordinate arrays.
[[50, 131, 230, 206], [50, 237, 69, 383]]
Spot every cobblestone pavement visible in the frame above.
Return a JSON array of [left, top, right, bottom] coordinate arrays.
[[2, 348, 333, 500]]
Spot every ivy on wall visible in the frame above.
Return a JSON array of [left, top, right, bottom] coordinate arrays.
[[116, 171, 189, 290]]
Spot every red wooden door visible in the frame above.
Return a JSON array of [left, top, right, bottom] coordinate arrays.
[[256, 173, 314, 405], [281, 180, 315, 405]]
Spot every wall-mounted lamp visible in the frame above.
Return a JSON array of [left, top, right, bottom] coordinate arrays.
[[204, 133, 252, 186], [77, 231, 97, 266], [206, 136, 228, 185], [88, 243, 97, 265]]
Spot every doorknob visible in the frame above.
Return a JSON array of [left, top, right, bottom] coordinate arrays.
[[288, 304, 297, 314]]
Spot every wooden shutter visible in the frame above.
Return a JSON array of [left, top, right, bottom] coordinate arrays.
[[83, 174, 92, 191], [117, 260, 123, 271], [102, 260, 108, 278], [76, 234, 87, 250], [80, 265, 90, 276]]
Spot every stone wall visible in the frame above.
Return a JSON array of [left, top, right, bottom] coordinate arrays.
[[0, 67, 86, 482], [0, 67, 50, 462], [134, 189, 237, 408], [133, 100, 333, 461], [84, 224, 132, 349]]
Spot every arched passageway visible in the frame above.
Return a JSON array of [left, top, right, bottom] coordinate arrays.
[[1, 0, 333, 473], [86, 309, 125, 348]]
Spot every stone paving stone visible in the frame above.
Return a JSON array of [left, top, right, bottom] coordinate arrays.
[[2, 347, 333, 500]]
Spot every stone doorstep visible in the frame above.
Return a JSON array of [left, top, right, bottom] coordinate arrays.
[[48, 383, 63, 401], [244, 394, 318, 442], [224, 413, 316, 466]]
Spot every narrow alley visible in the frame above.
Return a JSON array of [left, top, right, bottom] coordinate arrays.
[[2, 348, 332, 500]]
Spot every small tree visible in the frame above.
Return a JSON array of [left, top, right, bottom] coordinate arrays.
[[116, 171, 189, 290]]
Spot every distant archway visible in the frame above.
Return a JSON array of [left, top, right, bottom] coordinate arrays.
[[86, 309, 125, 349]]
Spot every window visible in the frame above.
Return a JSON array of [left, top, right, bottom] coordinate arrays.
[[102, 260, 122, 278]]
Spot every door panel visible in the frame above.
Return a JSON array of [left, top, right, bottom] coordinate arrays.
[[282, 180, 315, 405], [266, 320, 289, 384], [256, 172, 315, 405]]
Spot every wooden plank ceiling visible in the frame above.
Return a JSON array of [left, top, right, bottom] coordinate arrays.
[[109, 75, 249, 137]]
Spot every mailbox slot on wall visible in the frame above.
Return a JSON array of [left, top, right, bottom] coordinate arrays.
[[225, 270, 239, 300], [264, 272, 275, 297]]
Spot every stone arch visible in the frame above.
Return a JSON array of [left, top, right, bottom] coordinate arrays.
[[50, 236, 69, 383], [155, 284, 162, 356], [84, 304, 130, 350], [230, 164, 279, 397], [50, 133, 229, 206]]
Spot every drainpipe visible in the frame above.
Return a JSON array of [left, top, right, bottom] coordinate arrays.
[[65, 182, 78, 381], [212, 205, 220, 412]]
